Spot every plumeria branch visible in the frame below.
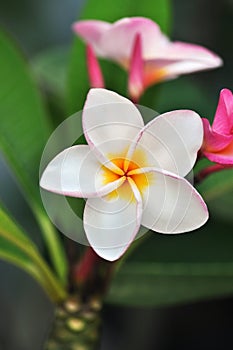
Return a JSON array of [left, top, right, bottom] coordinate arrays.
[[195, 163, 233, 184]]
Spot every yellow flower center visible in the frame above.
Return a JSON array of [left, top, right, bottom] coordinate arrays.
[[102, 149, 153, 200]]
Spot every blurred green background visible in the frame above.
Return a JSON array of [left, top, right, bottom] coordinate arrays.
[[0, 0, 233, 349]]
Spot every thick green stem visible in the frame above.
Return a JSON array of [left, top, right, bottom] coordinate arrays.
[[45, 295, 102, 350]]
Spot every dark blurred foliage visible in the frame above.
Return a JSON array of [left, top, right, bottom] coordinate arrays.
[[173, 0, 232, 92], [0, 0, 232, 349]]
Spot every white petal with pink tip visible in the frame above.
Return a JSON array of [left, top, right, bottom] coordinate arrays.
[[40, 145, 125, 198], [127, 110, 203, 177], [136, 167, 209, 233], [84, 181, 142, 261], [83, 88, 144, 173]]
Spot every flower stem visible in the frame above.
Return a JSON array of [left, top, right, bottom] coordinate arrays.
[[195, 164, 233, 184], [72, 247, 115, 299], [73, 247, 100, 285]]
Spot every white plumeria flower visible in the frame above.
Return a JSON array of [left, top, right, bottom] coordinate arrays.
[[40, 88, 208, 261]]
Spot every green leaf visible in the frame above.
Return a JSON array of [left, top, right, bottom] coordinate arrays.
[[82, 0, 171, 33], [106, 262, 233, 307], [0, 29, 68, 284], [0, 236, 54, 299], [66, 0, 171, 114], [0, 202, 67, 302], [106, 220, 233, 307], [0, 31, 50, 190], [155, 77, 215, 115], [32, 47, 69, 100], [32, 47, 69, 125]]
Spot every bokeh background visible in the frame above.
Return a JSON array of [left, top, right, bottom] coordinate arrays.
[[0, 0, 233, 349]]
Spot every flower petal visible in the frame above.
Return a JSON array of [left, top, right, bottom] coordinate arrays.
[[83, 88, 144, 173], [72, 20, 111, 56], [128, 34, 144, 102], [204, 139, 233, 164], [137, 167, 208, 233], [84, 180, 142, 261], [143, 42, 222, 86], [202, 118, 233, 152], [143, 59, 178, 87], [100, 17, 168, 63], [212, 88, 233, 134], [86, 44, 105, 88], [144, 57, 222, 87], [147, 41, 222, 64], [126, 110, 203, 177], [40, 145, 125, 198]]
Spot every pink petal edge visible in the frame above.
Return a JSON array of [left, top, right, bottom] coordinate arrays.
[[212, 88, 233, 134], [202, 118, 233, 152], [203, 138, 233, 164]]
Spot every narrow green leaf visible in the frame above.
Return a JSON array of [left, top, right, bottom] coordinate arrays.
[[0, 237, 55, 301], [106, 262, 233, 307], [66, 0, 171, 114], [0, 203, 67, 302], [0, 29, 68, 283]]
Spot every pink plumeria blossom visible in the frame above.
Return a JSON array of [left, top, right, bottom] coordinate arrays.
[[201, 88, 233, 164], [40, 88, 208, 261], [72, 17, 222, 101]]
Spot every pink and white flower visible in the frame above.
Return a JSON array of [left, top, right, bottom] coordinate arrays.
[[73, 17, 222, 101], [40, 88, 208, 261], [202, 88, 233, 164]]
